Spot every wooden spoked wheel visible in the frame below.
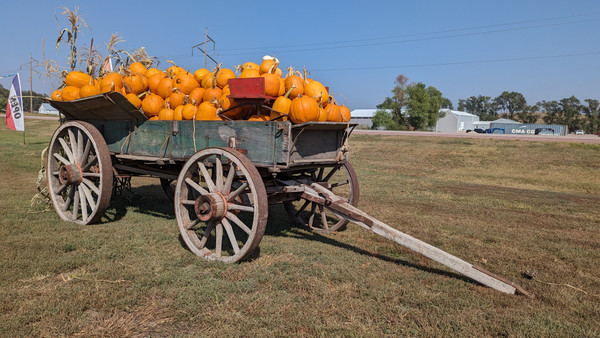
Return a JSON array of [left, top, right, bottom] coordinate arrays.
[[284, 162, 360, 233], [47, 121, 113, 225], [174, 147, 268, 263]]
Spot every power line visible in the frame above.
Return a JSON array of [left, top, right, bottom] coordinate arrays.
[[217, 18, 600, 56], [216, 12, 600, 52], [310, 51, 600, 72]]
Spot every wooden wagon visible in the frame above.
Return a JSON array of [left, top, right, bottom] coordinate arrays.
[[46, 81, 531, 296]]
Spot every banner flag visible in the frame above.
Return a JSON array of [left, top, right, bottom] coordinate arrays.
[[5, 73, 24, 131]]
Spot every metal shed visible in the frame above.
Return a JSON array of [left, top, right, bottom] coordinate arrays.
[[435, 109, 479, 133]]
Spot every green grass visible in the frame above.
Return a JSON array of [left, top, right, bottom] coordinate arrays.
[[1, 121, 599, 336]]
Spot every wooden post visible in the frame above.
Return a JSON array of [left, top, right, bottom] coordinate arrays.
[[305, 183, 525, 295]]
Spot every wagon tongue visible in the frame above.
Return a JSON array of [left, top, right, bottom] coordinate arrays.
[[284, 182, 533, 297]]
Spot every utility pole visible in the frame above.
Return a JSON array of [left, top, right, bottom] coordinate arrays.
[[191, 28, 217, 69], [20, 54, 41, 115]]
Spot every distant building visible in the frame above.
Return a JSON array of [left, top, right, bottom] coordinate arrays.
[[435, 109, 479, 133], [38, 103, 59, 115], [473, 118, 518, 130], [349, 109, 393, 128]]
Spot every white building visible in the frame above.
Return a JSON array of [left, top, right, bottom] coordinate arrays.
[[435, 109, 479, 133], [349, 109, 387, 128], [38, 103, 59, 115]]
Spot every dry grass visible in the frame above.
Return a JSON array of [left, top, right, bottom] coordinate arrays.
[[1, 121, 599, 336]]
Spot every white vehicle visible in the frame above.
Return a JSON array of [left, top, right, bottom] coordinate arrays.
[[575, 130, 584, 135]]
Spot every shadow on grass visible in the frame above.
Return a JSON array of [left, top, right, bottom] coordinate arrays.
[[101, 184, 175, 224], [265, 204, 476, 287]]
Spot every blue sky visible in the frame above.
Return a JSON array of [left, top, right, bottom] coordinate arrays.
[[1, 0, 599, 110]]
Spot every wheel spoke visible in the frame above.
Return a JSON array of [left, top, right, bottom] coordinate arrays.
[[198, 220, 216, 247], [319, 205, 329, 231], [82, 178, 100, 195], [222, 219, 240, 254], [81, 138, 92, 167], [227, 182, 248, 202], [225, 212, 252, 235], [295, 200, 310, 217], [223, 165, 235, 195], [198, 161, 216, 192], [67, 129, 78, 162], [181, 199, 196, 206], [76, 130, 84, 164], [61, 186, 75, 211], [322, 166, 340, 182], [184, 218, 200, 230], [71, 189, 80, 220], [53, 152, 71, 166], [58, 138, 74, 163], [308, 203, 317, 228], [215, 157, 224, 193], [78, 185, 88, 222], [317, 167, 324, 181], [330, 180, 349, 189], [81, 155, 97, 172], [185, 177, 209, 195], [215, 223, 223, 257], [81, 184, 96, 211], [227, 203, 254, 213], [82, 172, 101, 178], [55, 183, 68, 195]]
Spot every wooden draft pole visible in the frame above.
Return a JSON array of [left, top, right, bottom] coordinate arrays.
[[294, 183, 533, 297]]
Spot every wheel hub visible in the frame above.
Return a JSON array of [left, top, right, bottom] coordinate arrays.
[[58, 164, 82, 185], [194, 192, 228, 221]]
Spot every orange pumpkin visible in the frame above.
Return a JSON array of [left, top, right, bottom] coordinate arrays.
[[148, 73, 165, 93], [156, 77, 174, 99], [181, 103, 197, 120], [158, 104, 175, 120], [304, 80, 329, 105], [289, 95, 319, 123], [145, 68, 165, 79], [129, 62, 147, 75], [141, 93, 164, 117], [339, 105, 351, 122], [65, 71, 92, 88], [61, 86, 81, 101], [51, 90, 62, 101], [188, 87, 206, 104], [79, 83, 100, 98], [270, 86, 294, 121], [324, 103, 341, 122], [261, 73, 280, 97], [195, 101, 218, 120], [125, 93, 142, 108], [248, 114, 270, 122], [168, 90, 186, 108], [216, 68, 236, 88], [203, 87, 222, 102], [240, 68, 260, 78], [194, 68, 210, 83], [174, 73, 200, 94], [220, 96, 244, 120], [123, 74, 149, 94], [284, 67, 304, 99], [100, 72, 123, 92], [173, 105, 184, 120]]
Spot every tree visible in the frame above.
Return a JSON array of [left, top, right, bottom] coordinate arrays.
[[377, 74, 408, 128], [516, 104, 539, 124], [582, 99, 600, 133], [493, 91, 527, 120], [539, 100, 561, 124], [405, 82, 445, 130], [539, 96, 582, 131], [371, 109, 404, 130], [441, 97, 454, 110], [457, 95, 497, 120]]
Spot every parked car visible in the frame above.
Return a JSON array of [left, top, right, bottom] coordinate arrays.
[[473, 128, 487, 134], [535, 128, 555, 135], [575, 130, 584, 135]]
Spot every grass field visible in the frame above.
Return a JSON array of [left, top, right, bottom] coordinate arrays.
[[1, 119, 599, 336]]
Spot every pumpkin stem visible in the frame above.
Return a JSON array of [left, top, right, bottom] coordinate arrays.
[[303, 66, 309, 84], [268, 61, 280, 74], [283, 85, 295, 98], [211, 64, 221, 89]]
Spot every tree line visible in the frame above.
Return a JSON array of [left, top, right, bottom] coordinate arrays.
[[372, 74, 600, 133], [0, 84, 49, 113]]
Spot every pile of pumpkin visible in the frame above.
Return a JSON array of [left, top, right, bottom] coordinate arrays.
[[52, 57, 351, 124]]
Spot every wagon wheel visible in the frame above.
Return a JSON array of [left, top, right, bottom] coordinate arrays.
[[47, 121, 113, 225], [160, 178, 175, 201], [174, 147, 268, 263], [284, 162, 359, 233]]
